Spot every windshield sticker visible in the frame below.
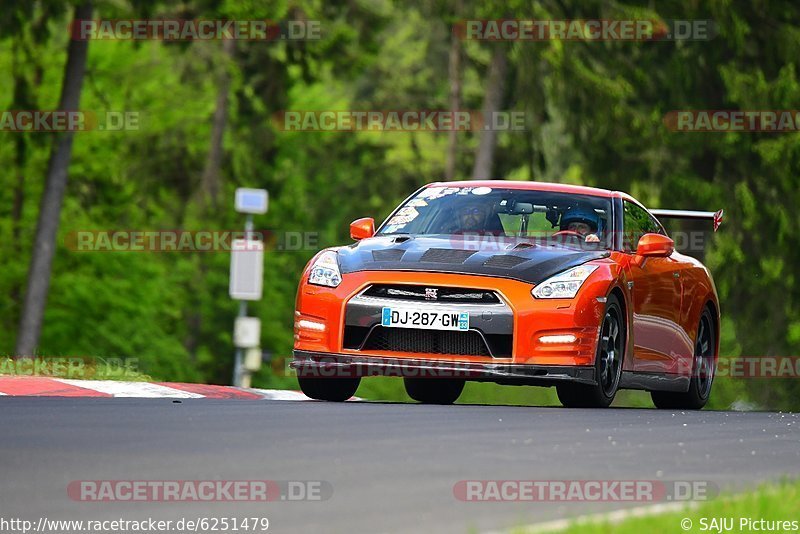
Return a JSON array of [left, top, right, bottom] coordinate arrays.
[[472, 187, 492, 196], [386, 216, 412, 226], [386, 206, 419, 227], [396, 206, 419, 218], [419, 187, 446, 199], [406, 199, 428, 207], [419, 186, 461, 200]]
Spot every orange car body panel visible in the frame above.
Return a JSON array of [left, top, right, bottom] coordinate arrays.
[[294, 181, 720, 383]]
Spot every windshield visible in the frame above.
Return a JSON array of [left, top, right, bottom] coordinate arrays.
[[378, 186, 613, 250]]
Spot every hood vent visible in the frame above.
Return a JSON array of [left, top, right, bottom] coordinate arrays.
[[483, 255, 528, 268], [419, 248, 476, 264], [372, 249, 405, 262]]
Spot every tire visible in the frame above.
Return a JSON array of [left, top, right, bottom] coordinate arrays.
[[404, 378, 464, 405], [298, 376, 360, 402], [651, 307, 715, 410], [557, 294, 625, 408]]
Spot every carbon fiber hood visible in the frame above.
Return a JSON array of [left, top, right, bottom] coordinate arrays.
[[337, 235, 609, 285]]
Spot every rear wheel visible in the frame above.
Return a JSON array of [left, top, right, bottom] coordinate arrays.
[[557, 294, 625, 408], [298, 376, 360, 402], [404, 378, 464, 405], [651, 308, 715, 410]]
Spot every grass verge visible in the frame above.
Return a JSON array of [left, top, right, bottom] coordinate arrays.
[[514, 479, 800, 533]]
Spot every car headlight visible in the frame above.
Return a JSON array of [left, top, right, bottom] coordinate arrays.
[[308, 250, 342, 287], [532, 265, 598, 299]]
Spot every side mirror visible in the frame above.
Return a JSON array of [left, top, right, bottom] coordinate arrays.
[[636, 233, 674, 257], [350, 217, 375, 240]]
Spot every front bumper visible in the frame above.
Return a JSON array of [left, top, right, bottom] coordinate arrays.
[[294, 270, 608, 366], [291, 350, 597, 386]]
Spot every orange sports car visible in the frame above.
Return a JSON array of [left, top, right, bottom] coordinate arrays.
[[291, 181, 722, 409]]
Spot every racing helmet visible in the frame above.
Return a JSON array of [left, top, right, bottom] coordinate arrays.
[[560, 206, 601, 233]]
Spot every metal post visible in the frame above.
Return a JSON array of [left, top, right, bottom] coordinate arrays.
[[232, 300, 247, 386], [244, 213, 254, 237], [232, 214, 255, 387]]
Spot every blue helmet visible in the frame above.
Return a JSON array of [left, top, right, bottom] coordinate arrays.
[[560, 206, 601, 232]]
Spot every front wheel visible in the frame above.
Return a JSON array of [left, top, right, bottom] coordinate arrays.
[[651, 307, 716, 410], [557, 294, 625, 408], [298, 376, 361, 402], [404, 378, 464, 405]]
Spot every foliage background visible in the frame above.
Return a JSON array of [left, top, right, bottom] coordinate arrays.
[[1, 0, 798, 409]]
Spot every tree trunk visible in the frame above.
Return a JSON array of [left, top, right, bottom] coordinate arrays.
[[185, 39, 236, 362], [15, 2, 92, 356], [10, 38, 30, 319], [445, 3, 463, 181], [199, 38, 235, 208], [471, 45, 508, 180]]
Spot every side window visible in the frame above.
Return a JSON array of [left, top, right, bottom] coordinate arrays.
[[623, 201, 662, 252]]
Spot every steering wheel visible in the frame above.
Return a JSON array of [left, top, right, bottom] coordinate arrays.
[[551, 230, 584, 239]]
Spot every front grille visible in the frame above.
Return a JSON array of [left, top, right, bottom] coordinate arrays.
[[362, 284, 500, 303], [361, 327, 491, 356], [343, 325, 512, 357]]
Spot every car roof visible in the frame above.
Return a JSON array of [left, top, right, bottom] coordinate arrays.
[[425, 180, 617, 199]]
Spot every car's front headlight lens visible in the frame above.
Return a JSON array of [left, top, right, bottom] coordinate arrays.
[[532, 265, 598, 299], [308, 250, 342, 287]]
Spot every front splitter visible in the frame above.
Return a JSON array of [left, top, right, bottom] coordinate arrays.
[[291, 350, 596, 386]]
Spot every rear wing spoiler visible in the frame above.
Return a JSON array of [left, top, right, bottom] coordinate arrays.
[[650, 209, 724, 232]]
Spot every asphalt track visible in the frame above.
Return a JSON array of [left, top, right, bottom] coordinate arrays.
[[1, 398, 799, 534]]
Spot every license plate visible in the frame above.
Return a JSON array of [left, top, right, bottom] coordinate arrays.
[[381, 307, 469, 331]]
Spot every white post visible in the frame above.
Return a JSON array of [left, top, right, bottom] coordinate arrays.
[[230, 189, 268, 386]]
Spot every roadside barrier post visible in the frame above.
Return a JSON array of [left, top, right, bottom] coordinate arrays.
[[229, 188, 268, 386]]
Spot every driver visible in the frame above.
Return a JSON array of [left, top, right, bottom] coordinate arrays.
[[454, 202, 504, 234], [560, 207, 601, 241]]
